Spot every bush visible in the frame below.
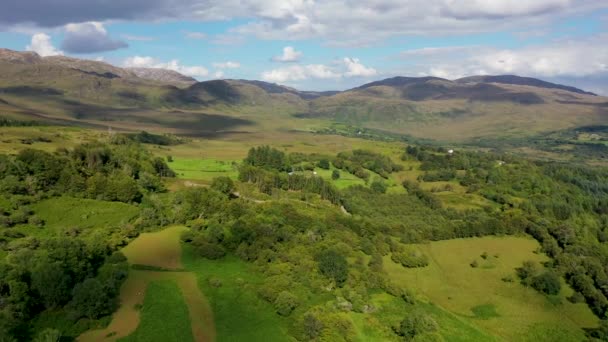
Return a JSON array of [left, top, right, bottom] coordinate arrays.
[[194, 240, 226, 260], [398, 311, 439, 340], [392, 251, 429, 268], [331, 170, 340, 180], [531, 271, 561, 295], [211, 176, 236, 195], [274, 291, 299, 316], [317, 159, 330, 170], [371, 180, 388, 194], [317, 249, 349, 286]]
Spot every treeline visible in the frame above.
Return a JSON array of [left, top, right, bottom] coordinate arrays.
[[334, 149, 403, 179], [0, 140, 174, 204]]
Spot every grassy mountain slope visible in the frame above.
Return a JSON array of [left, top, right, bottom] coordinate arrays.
[[0, 48, 606, 144]]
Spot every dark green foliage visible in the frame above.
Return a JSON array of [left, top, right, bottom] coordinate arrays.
[[316, 249, 348, 286], [333, 149, 403, 179], [126, 131, 181, 146], [193, 240, 226, 260], [210, 176, 236, 196], [531, 272, 561, 295], [331, 170, 340, 180], [244, 146, 289, 171], [31, 262, 72, 309], [370, 179, 387, 194], [317, 159, 330, 170], [69, 278, 115, 319]]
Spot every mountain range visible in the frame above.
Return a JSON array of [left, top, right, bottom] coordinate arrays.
[[0, 48, 606, 142]]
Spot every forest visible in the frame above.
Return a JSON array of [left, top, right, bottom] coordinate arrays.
[[1, 139, 608, 341]]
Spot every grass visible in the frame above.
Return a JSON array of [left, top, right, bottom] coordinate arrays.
[[29, 197, 139, 234], [80, 226, 214, 342], [182, 247, 291, 342], [168, 158, 238, 181], [122, 226, 187, 270], [118, 280, 194, 342], [384, 236, 597, 341]]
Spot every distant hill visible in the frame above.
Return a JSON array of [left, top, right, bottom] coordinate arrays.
[[456, 75, 596, 96], [127, 67, 197, 86], [0, 48, 606, 143]]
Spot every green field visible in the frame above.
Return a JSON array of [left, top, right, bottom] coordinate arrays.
[[385, 236, 598, 341], [119, 280, 194, 342], [168, 158, 238, 181], [30, 197, 140, 233], [182, 248, 290, 342]]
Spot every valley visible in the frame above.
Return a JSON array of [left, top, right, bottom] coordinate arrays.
[[1, 48, 608, 342]]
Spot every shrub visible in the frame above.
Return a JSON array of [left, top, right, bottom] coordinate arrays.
[[531, 271, 561, 295], [317, 249, 349, 286], [274, 291, 299, 316], [398, 311, 438, 340], [211, 176, 236, 196], [392, 251, 429, 268], [332, 170, 340, 180], [317, 159, 330, 170], [371, 180, 388, 194]]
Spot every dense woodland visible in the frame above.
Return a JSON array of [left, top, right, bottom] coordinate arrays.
[[2, 140, 608, 340]]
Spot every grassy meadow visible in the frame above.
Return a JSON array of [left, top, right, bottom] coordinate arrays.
[[385, 236, 598, 341]]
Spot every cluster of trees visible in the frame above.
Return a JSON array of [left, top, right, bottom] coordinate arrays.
[[334, 149, 403, 179], [0, 237, 128, 339], [239, 165, 341, 205], [0, 140, 179, 340], [0, 141, 174, 203]]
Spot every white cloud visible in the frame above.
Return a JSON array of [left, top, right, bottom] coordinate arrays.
[[272, 46, 302, 62], [214, 70, 225, 79], [3, 1, 606, 47], [213, 61, 241, 69], [261, 57, 376, 83], [123, 56, 209, 77], [343, 57, 377, 77], [261, 64, 338, 83], [26, 33, 63, 56], [396, 34, 608, 87]]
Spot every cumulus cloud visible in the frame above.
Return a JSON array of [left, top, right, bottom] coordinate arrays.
[[214, 70, 225, 79], [402, 34, 608, 80], [26, 33, 63, 56], [261, 57, 375, 83], [213, 61, 241, 69], [1, 1, 605, 46], [272, 46, 302, 62], [62, 22, 128, 54], [343, 58, 377, 77], [123, 56, 209, 77], [261, 64, 338, 83]]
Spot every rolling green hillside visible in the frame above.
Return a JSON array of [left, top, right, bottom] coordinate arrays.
[[1, 48, 606, 146]]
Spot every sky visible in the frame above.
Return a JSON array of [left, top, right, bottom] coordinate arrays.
[[0, 0, 607, 93]]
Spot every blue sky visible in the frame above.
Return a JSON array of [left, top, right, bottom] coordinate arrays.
[[1, 1, 607, 93]]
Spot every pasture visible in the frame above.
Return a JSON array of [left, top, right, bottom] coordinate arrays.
[[385, 236, 598, 341], [79, 226, 214, 342], [182, 249, 291, 342]]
